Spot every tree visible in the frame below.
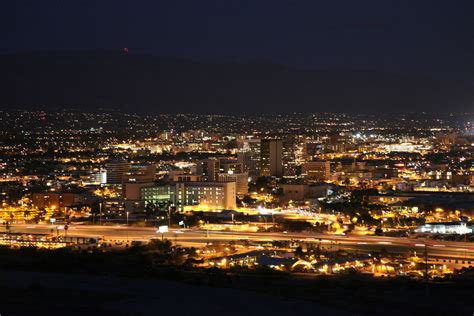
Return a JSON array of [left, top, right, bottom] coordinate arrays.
[[255, 176, 270, 191], [374, 227, 383, 236], [294, 246, 304, 259], [380, 247, 389, 258], [351, 188, 378, 204], [147, 238, 173, 252], [345, 223, 355, 233], [280, 220, 312, 232], [242, 195, 256, 205], [315, 244, 321, 259]]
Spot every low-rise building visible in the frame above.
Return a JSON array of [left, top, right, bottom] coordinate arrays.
[[415, 221, 473, 234], [141, 181, 236, 211], [281, 183, 328, 202], [32, 192, 93, 209]]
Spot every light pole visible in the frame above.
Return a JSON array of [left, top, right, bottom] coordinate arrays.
[[49, 218, 56, 239], [158, 225, 168, 241], [424, 242, 429, 283], [99, 202, 102, 225], [168, 206, 172, 228], [126, 211, 129, 225]]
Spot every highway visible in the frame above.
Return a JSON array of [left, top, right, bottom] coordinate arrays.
[[6, 223, 474, 261]]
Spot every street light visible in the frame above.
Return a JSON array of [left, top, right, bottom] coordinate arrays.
[[50, 218, 56, 235], [168, 206, 172, 228], [157, 225, 168, 241], [126, 211, 129, 225], [99, 202, 102, 225]]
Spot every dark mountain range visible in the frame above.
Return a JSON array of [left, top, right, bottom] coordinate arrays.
[[0, 51, 472, 113]]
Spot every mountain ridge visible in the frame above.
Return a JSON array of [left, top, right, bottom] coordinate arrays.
[[1, 50, 472, 113]]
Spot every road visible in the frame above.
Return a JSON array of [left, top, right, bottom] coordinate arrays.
[[6, 223, 474, 261]]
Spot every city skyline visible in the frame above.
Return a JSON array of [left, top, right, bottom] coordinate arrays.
[[2, 2, 474, 315]]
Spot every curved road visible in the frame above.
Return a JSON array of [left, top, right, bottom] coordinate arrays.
[[6, 223, 474, 261]]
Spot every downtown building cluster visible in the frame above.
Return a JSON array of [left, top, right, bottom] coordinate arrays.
[[0, 110, 472, 229]]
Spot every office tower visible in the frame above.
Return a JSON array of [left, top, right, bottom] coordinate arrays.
[[106, 160, 131, 184], [260, 139, 283, 177], [218, 171, 249, 196], [219, 159, 244, 174], [303, 160, 331, 181], [90, 169, 107, 184], [282, 136, 298, 176], [196, 158, 220, 181], [122, 164, 156, 201], [237, 138, 261, 179], [123, 164, 156, 183]]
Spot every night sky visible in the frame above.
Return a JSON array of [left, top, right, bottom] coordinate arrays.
[[3, 0, 474, 79], [1, 1, 474, 113]]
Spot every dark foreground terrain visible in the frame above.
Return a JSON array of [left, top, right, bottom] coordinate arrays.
[[0, 246, 473, 315], [1, 267, 474, 316], [0, 269, 347, 316]]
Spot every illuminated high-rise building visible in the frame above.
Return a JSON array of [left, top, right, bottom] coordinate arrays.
[[260, 139, 283, 177], [303, 160, 331, 181], [106, 160, 131, 185], [237, 138, 261, 179], [196, 158, 220, 181], [218, 171, 249, 196]]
